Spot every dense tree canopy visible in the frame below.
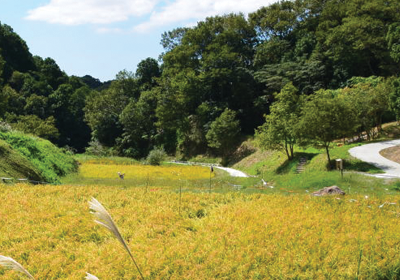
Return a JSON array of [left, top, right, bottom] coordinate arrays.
[[1, 0, 400, 159]]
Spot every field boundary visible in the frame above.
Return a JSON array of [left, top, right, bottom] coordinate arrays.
[[170, 160, 222, 167], [1, 177, 49, 185]]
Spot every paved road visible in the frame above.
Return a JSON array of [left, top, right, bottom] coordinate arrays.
[[214, 166, 249, 177], [349, 139, 400, 178], [170, 161, 249, 177]]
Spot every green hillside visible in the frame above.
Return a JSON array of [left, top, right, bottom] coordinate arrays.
[[0, 139, 43, 181], [0, 129, 77, 183]]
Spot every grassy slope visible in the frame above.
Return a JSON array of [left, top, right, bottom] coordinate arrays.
[[0, 139, 43, 181], [231, 137, 400, 195], [0, 131, 78, 183]]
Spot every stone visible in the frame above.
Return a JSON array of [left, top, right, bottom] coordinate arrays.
[[313, 185, 345, 196]]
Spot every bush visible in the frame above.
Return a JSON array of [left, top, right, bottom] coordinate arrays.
[[0, 121, 12, 132], [146, 147, 166, 165], [85, 140, 113, 156]]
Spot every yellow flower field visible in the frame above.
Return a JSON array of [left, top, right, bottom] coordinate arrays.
[[79, 163, 214, 180], [1, 183, 400, 279]]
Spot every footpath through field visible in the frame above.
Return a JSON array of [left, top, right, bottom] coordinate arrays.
[[349, 139, 400, 178], [171, 161, 249, 177]]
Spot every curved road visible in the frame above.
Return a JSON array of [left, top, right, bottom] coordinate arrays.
[[349, 139, 400, 178]]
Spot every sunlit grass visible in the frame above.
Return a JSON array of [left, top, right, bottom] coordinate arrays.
[[79, 163, 213, 181], [2, 184, 400, 279]]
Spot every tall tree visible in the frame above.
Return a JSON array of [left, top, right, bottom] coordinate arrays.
[[135, 57, 161, 91], [119, 89, 158, 157], [0, 22, 36, 80], [299, 89, 356, 167], [256, 83, 302, 160], [206, 108, 240, 155], [84, 87, 128, 147]]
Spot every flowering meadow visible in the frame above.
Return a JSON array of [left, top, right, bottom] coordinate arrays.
[[2, 183, 400, 279]]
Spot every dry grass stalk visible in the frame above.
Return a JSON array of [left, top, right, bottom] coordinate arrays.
[[0, 255, 35, 279], [85, 272, 100, 280], [89, 197, 144, 280]]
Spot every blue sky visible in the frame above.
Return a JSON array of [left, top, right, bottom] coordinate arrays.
[[0, 0, 274, 81]]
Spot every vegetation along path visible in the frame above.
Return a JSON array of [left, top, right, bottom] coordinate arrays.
[[349, 139, 400, 178]]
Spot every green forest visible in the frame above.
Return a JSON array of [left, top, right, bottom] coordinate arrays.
[[1, 0, 400, 161]]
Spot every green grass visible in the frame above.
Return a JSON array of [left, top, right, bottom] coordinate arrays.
[[0, 131, 78, 183], [0, 139, 43, 181], [301, 143, 383, 173], [61, 158, 400, 198], [230, 139, 400, 196], [64, 122, 400, 196]]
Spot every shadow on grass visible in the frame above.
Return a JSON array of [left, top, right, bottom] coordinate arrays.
[[340, 160, 383, 173], [276, 152, 318, 174], [392, 181, 400, 192]]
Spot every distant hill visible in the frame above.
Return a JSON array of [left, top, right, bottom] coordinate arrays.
[[79, 75, 112, 90], [0, 22, 110, 152]]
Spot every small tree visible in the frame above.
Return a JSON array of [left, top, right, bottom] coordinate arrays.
[[256, 83, 302, 160], [299, 89, 356, 168], [344, 77, 390, 138], [206, 108, 240, 155]]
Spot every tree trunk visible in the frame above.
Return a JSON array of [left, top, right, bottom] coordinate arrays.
[[284, 142, 290, 160], [377, 114, 383, 132], [325, 144, 332, 169], [290, 144, 294, 160]]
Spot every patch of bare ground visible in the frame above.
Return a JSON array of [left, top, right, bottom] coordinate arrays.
[[380, 145, 400, 164], [227, 138, 257, 166]]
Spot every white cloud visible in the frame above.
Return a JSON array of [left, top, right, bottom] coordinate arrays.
[[133, 0, 275, 33], [96, 27, 124, 34], [25, 0, 159, 25], [26, 0, 276, 30]]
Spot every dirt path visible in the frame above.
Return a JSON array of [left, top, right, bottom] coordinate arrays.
[[349, 140, 400, 178]]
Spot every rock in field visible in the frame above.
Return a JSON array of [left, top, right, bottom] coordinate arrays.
[[313, 185, 345, 196]]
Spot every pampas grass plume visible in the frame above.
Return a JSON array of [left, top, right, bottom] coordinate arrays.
[[85, 272, 100, 280], [89, 197, 144, 280], [0, 255, 35, 279]]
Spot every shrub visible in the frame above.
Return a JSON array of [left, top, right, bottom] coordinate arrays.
[[146, 147, 166, 165], [0, 121, 12, 133], [85, 140, 108, 156]]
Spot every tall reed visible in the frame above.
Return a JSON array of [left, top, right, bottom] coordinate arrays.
[[0, 255, 35, 279], [89, 197, 144, 280]]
